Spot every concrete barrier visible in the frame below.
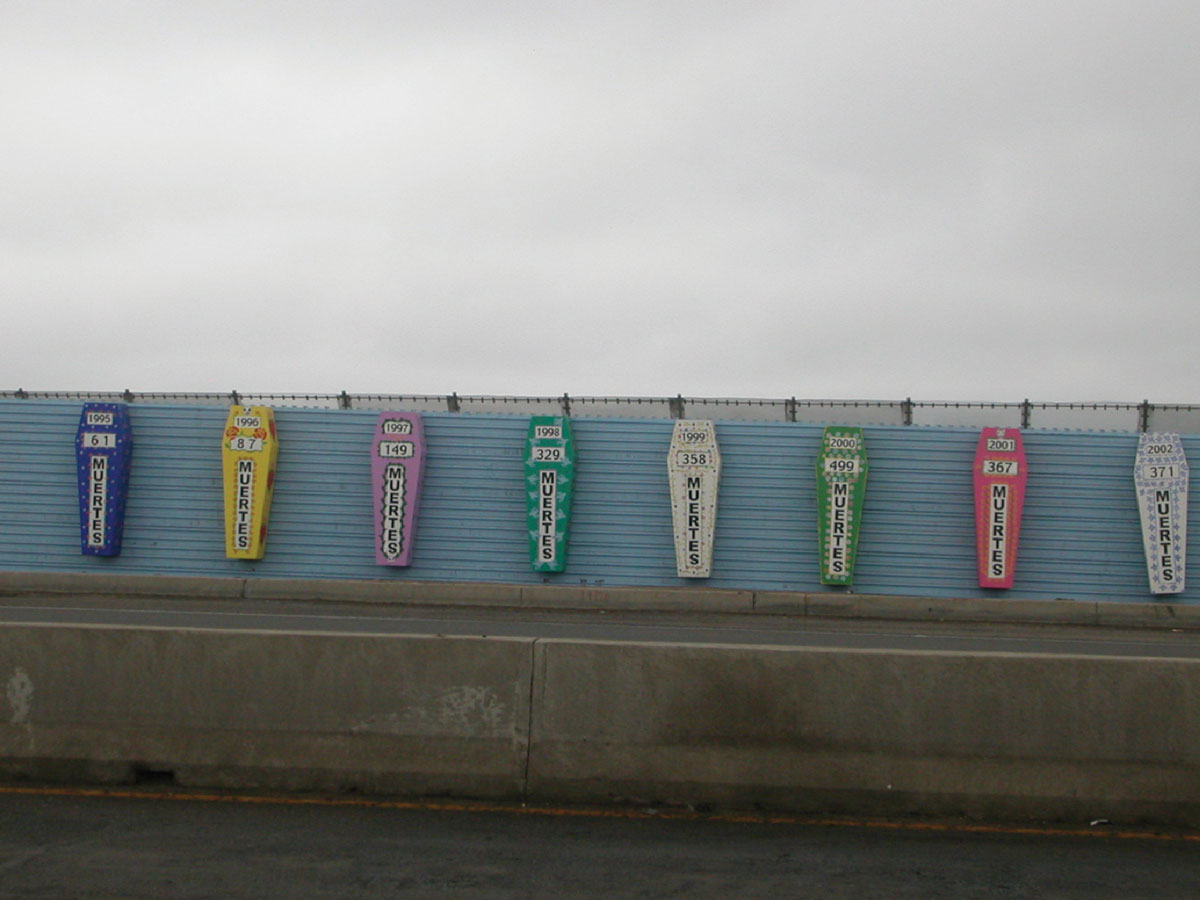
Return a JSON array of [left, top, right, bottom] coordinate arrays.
[[4, 623, 1200, 825], [0, 571, 246, 600], [0, 625, 532, 798], [527, 641, 1200, 825], [4, 570, 1200, 628]]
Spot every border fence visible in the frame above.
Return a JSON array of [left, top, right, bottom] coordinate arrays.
[[4, 390, 1200, 432]]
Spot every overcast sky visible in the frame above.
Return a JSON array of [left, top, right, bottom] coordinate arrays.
[[3, 1, 1197, 402]]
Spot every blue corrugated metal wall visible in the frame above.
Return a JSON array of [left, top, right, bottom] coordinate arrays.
[[0, 399, 1193, 604]]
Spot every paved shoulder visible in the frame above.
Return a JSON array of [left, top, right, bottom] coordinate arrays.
[[2, 789, 1198, 900], [1, 595, 1199, 658]]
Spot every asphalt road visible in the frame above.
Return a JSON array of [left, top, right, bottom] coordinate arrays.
[[1, 787, 1198, 899], [1, 594, 1198, 658]]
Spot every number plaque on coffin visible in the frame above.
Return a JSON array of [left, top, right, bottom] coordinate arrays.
[[372, 412, 426, 566], [221, 405, 279, 560], [816, 426, 868, 586], [1134, 432, 1188, 594], [75, 402, 133, 556], [667, 420, 721, 578], [524, 416, 576, 572], [974, 427, 1028, 589]]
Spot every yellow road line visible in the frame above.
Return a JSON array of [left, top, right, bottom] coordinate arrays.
[[3, 784, 1197, 843]]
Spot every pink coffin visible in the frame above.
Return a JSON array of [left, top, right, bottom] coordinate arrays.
[[370, 412, 426, 566], [973, 427, 1028, 589]]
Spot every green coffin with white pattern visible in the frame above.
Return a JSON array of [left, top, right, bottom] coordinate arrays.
[[816, 426, 868, 586], [525, 416, 577, 572]]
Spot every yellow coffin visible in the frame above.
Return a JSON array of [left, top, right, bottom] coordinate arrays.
[[221, 405, 279, 559]]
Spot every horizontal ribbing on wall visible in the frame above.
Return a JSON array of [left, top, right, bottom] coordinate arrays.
[[0, 399, 1192, 604]]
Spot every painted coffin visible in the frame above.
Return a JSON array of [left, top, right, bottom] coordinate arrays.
[[974, 427, 1028, 589], [667, 420, 721, 578], [816, 426, 868, 585], [371, 412, 426, 566], [75, 402, 133, 556], [221, 405, 279, 560], [1134, 432, 1188, 594], [524, 416, 576, 572]]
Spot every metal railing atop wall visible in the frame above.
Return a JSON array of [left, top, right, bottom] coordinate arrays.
[[4, 390, 1199, 432]]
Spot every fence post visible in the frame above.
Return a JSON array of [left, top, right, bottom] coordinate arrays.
[[561, 393, 571, 417], [1138, 399, 1150, 433], [1021, 399, 1032, 429]]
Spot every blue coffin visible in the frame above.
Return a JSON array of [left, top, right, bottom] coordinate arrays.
[[75, 403, 133, 556]]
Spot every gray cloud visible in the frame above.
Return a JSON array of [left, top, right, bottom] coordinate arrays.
[[3, 1, 1198, 401]]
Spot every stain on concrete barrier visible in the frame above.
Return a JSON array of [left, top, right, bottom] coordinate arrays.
[[6, 668, 32, 724]]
